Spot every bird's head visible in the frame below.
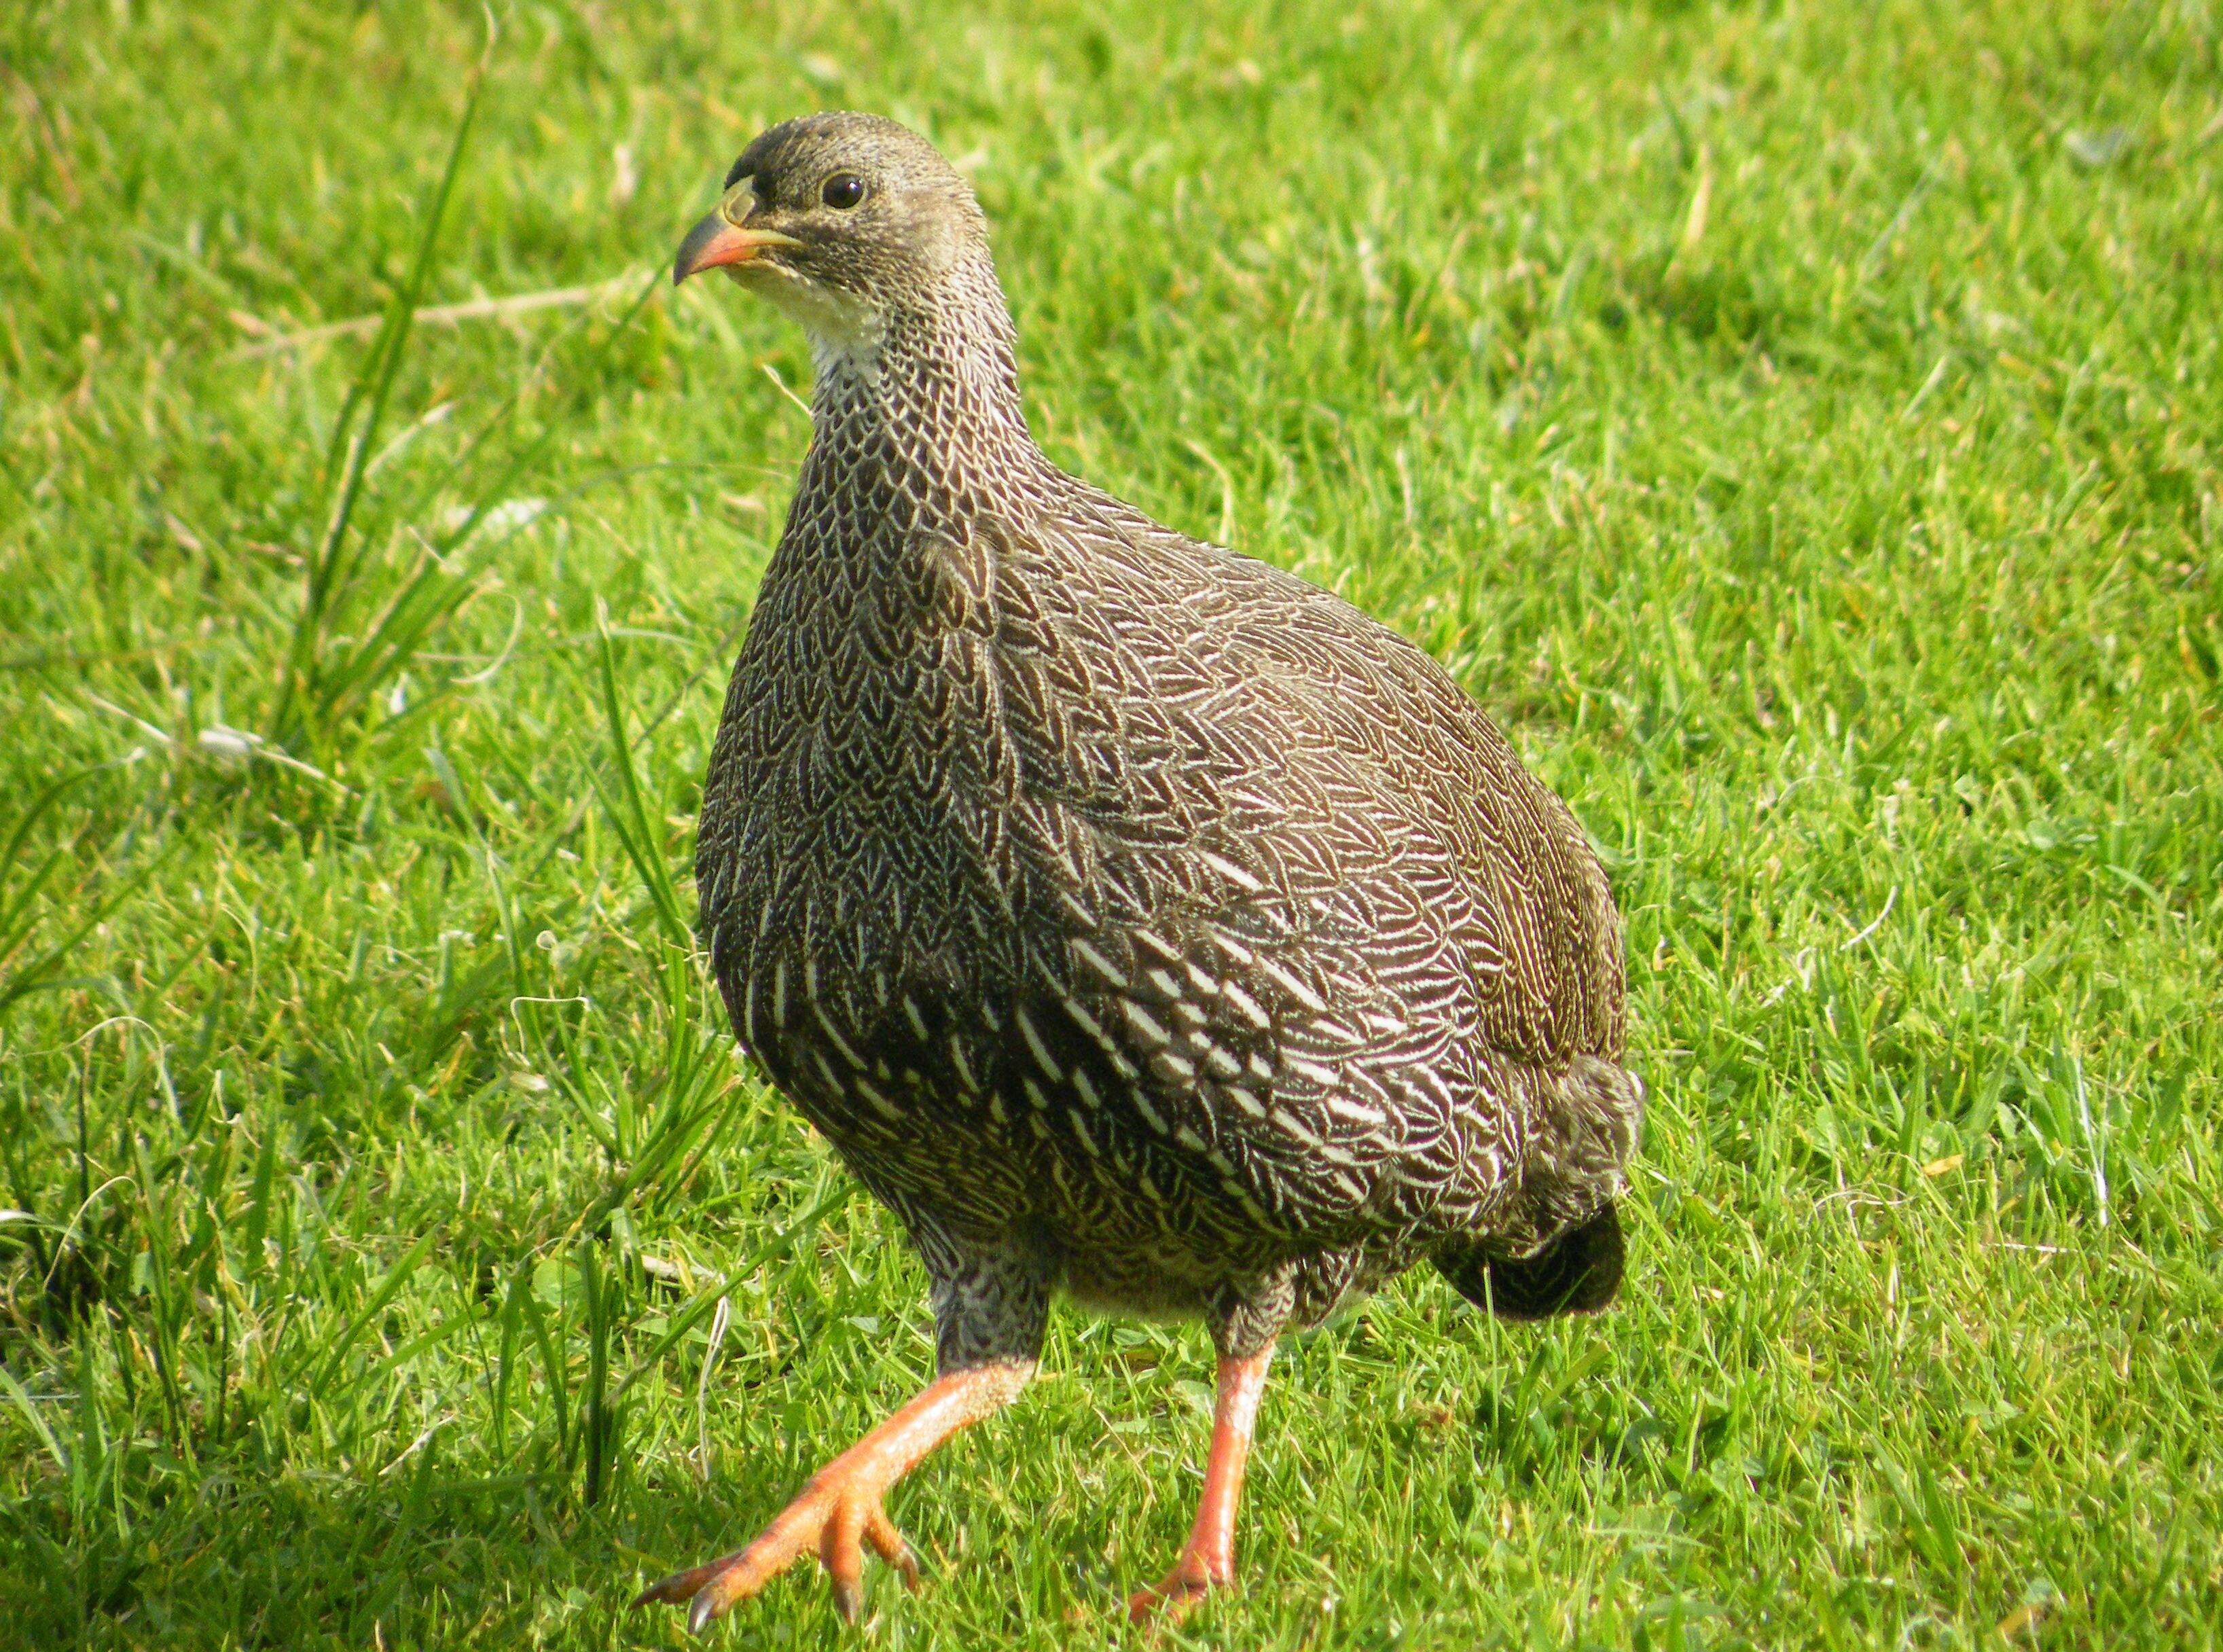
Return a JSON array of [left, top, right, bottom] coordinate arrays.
[[672, 112, 992, 358]]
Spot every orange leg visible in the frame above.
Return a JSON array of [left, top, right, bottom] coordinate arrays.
[[634, 1360, 1032, 1631], [1127, 1342, 1276, 1623]]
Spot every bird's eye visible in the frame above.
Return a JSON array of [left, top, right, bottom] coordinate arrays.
[[820, 172, 867, 210]]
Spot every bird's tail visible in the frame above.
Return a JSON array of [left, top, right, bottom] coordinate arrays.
[[1432, 1202, 1625, 1321]]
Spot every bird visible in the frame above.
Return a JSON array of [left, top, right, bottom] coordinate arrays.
[[637, 111, 1642, 1633]]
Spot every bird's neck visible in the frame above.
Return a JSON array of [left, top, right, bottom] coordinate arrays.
[[800, 264, 1051, 528]]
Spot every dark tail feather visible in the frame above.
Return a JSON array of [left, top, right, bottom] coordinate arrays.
[[1434, 1204, 1625, 1321]]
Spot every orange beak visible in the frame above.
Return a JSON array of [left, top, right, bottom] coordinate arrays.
[[672, 211, 801, 285]]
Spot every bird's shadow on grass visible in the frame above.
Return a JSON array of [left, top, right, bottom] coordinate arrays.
[[3, 1435, 1122, 1649], [1, 1448, 888, 1649]]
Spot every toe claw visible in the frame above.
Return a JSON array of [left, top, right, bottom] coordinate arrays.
[[687, 1590, 722, 1636]]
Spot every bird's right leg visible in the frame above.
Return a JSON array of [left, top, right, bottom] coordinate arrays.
[[633, 1360, 1032, 1630], [634, 1245, 1047, 1632]]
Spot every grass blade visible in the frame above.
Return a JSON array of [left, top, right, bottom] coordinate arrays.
[[590, 615, 691, 948], [297, 1226, 444, 1399], [269, 61, 488, 747]]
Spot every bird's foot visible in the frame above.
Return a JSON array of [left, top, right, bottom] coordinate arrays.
[[632, 1467, 920, 1632], [1126, 1343, 1272, 1626], [634, 1363, 1031, 1634], [1125, 1546, 1231, 1624]]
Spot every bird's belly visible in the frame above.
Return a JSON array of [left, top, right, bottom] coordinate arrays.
[[739, 967, 1289, 1305], [706, 795, 1550, 1307]]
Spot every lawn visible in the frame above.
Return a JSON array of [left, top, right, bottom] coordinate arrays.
[[3, 0, 2220, 1646]]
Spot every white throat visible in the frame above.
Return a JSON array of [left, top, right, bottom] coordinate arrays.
[[729, 264, 886, 378]]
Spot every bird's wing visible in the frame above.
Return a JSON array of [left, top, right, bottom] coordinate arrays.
[[988, 500, 1623, 1059], [961, 504, 1625, 1238]]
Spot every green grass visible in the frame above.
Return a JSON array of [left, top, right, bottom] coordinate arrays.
[[3, 0, 2220, 1646]]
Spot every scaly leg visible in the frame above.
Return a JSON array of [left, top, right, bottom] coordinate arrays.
[[634, 1359, 1032, 1632], [1127, 1342, 1276, 1622]]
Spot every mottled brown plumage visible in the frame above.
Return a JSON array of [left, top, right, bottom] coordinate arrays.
[[641, 112, 1642, 1631]]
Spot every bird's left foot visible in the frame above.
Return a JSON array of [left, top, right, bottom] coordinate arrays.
[[1125, 1547, 1231, 1623], [1126, 1343, 1273, 1624]]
